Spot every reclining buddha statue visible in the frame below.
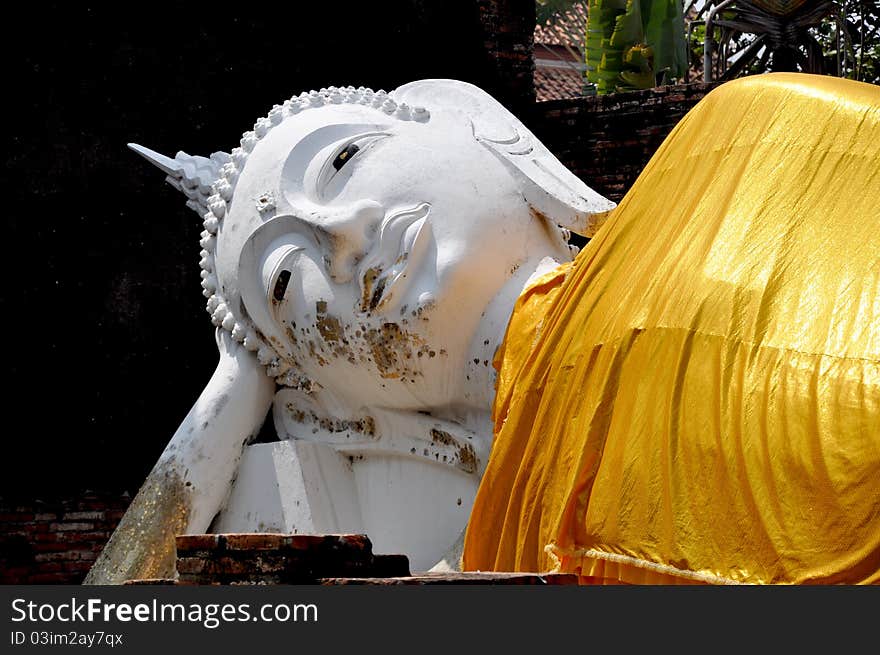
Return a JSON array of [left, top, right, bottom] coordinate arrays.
[[87, 73, 879, 585]]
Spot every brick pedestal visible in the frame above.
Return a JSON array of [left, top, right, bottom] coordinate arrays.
[[323, 572, 578, 585], [123, 533, 577, 585], [174, 533, 410, 585]]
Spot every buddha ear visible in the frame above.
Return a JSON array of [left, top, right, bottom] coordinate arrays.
[[392, 79, 616, 237]]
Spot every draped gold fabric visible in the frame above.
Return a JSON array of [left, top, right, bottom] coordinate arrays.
[[463, 73, 880, 584]]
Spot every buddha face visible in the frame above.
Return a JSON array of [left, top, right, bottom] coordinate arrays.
[[210, 82, 614, 418]]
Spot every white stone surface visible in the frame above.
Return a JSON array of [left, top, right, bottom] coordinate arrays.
[[212, 440, 363, 535]]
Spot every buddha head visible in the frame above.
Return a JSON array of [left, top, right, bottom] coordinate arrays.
[[86, 80, 616, 583], [134, 80, 614, 425]]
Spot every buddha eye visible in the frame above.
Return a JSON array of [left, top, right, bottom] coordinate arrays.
[[320, 132, 390, 195], [272, 269, 292, 301], [332, 143, 360, 171], [264, 244, 303, 308]]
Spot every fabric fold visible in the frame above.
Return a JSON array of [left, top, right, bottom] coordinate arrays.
[[463, 73, 880, 585]]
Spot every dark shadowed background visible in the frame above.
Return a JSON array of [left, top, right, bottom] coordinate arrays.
[[1, 1, 536, 498]]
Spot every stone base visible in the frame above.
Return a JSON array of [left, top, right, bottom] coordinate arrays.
[[123, 532, 576, 585], [322, 572, 578, 585], [173, 533, 409, 584]]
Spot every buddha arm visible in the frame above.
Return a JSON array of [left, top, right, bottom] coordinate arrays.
[[84, 329, 275, 584]]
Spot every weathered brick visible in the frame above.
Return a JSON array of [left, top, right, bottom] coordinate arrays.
[[123, 578, 179, 585], [322, 572, 579, 585], [50, 522, 95, 532], [31, 532, 75, 544], [173, 533, 407, 584], [62, 561, 94, 574], [63, 530, 112, 544], [291, 533, 372, 553], [176, 557, 207, 575], [32, 541, 70, 553], [0, 512, 33, 522], [63, 511, 105, 521], [176, 534, 222, 552], [223, 533, 290, 551], [34, 550, 96, 562], [34, 562, 65, 573], [29, 573, 71, 584]]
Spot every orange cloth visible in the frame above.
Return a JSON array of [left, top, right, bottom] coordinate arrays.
[[463, 73, 880, 584]]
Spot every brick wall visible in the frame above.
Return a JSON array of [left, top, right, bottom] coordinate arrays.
[[128, 533, 577, 585], [478, 0, 536, 112], [0, 494, 130, 584], [529, 82, 721, 203]]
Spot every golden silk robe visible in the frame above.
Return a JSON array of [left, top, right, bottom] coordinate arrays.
[[463, 73, 880, 584]]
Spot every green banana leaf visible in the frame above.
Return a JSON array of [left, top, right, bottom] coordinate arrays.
[[644, 0, 687, 80], [586, 0, 687, 94]]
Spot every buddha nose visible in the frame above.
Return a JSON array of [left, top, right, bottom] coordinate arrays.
[[317, 200, 385, 284]]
